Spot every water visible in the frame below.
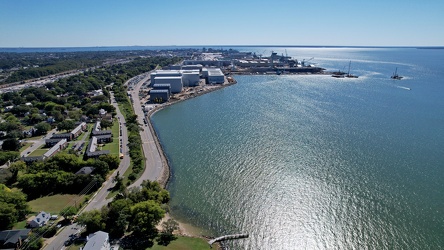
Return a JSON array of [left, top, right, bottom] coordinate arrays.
[[152, 48, 444, 249]]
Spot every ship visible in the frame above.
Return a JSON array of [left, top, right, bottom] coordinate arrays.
[[345, 61, 358, 78], [391, 67, 403, 80]]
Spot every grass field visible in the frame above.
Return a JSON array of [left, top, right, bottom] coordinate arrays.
[[13, 220, 27, 229], [19, 142, 32, 153], [150, 236, 212, 250], [28, 148, 47, 157], [28, 194, 83, 214]]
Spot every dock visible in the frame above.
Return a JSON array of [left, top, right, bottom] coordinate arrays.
[[208, 233, 249, 247]]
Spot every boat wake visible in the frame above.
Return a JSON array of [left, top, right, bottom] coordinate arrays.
[[397, 86, 411, 91]]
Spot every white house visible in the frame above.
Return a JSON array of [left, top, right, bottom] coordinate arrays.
[[28, 211, 50, 228], [82, 231, 110, 250]]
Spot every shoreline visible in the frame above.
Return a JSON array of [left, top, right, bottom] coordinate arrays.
[[145, 79, 237, 238], [147, 79, 237, 187]]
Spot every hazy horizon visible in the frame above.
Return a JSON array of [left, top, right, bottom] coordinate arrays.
[[1, 0, 443, 47]]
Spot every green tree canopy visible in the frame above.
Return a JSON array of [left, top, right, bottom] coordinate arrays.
[[130, 200, 165, 236], [34, 122, 51, 135], [76, 209, 105, 234], [57, 119, 75, 132]]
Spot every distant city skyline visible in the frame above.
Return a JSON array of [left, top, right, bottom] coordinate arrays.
[[1, 0, 443, 47]]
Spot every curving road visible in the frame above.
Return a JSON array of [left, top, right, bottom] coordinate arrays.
[[128, 74, 164, 188]]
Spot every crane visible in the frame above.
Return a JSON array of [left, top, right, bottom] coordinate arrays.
[[301, 57, 314, 67]]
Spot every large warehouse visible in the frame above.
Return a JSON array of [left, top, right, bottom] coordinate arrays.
[[206, 68, 225, 84], [150, 70, 182, 85], [150, 89, 170, 103], [181, 70, 200, 87], [153, 76, 183, 93]]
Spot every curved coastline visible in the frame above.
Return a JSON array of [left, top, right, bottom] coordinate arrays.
[[147, 80, 238, 187], [146, 80, 237, 241]]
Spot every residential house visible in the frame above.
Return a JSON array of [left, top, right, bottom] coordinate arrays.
[[28, 211, 50, 228], [75, 167, 95, 175], [83, 231, 110, 250], [0, 229, 31, 249]]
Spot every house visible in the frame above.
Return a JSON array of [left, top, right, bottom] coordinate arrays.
[[43, 139, 67, 158], [83, 231, 110, 250], [75, 167, 95, 175], [0, 229, 31, 249], [28, 211, 51, 228], [51, 133, 73, 141], [99, 109, 107, 116], [71, 122, 87, 139], [91, 130, 112, 137]]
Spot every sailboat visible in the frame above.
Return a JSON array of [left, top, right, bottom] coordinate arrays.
[[345, 61, 358, 78], [391, 67, 403, 80]]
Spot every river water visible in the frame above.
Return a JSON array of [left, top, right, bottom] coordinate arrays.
[[151, 47, 444, 249]]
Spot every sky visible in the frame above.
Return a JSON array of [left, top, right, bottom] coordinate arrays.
[[1, 0, 443, 47]]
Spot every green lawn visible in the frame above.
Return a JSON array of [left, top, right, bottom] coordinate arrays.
[[28, 194, 83, 214], [28, 148, 47, 157], [99, 142, 119, 156], [150, 236, 212, 250], [13, 220, 27, 229], [19, 142, 32, 153]]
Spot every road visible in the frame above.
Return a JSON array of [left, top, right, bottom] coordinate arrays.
[[43, 92, 130, 250], [128, 74, 164, 188]]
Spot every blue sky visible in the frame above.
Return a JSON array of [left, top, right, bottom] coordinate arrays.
[[1, 0, 443, 47]]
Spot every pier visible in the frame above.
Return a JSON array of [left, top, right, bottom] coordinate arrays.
[[208, 233, 249, 247]]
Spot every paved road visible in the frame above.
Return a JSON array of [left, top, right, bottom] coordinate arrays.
[[19, 128, 58, 158], [128, 74, 164, 188], [43, 92, 130, 250]]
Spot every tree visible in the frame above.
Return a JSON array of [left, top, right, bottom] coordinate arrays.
[[60, 206, 78, 218], [130, 200, 165, 236], [8, 160, 26, 183], [100, 119, 113, 130], [0, 186, 30, 230], [0, 151, 20, 165], [57, 119, 75, 132], [112, 171, 124, 192], [2, 138, 21, 151], [98, 154, 120, 170], [0, 202, 17, 230], [157, 219, 179, 246], [34, 122, 51, 135], [105, 199, 132, 238], [76, 210, 105, 233]]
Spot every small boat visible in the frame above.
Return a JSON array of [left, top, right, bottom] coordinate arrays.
[[332, 73, 345, 78], [391, 67, 403, 80], [345, 61, 358, 78], [331, 69, 346, 78]]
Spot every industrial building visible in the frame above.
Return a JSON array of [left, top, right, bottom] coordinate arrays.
[[181, 70, 200, 87], [153, 76, 183, 93], [205, 68, 225, 84], [150, 69, 200, 88], [152, 84, 171, 95], [150, 70, 182, 85], [182, 64, 203, 72], [150, 89, 170, 103]]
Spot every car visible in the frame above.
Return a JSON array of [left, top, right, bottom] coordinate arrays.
[[27, 151, 30, 154]]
